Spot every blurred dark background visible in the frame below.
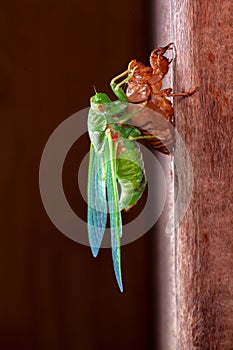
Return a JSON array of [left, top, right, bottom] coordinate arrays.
[[0, 1, 163, 349]]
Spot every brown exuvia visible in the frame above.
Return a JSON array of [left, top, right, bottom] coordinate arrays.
[[126, 43, 196, 154]]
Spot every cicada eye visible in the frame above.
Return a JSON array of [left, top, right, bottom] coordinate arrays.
[[97, 104, 105, 112]]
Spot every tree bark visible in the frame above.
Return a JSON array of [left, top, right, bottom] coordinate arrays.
[[172, 0, 233, 348]]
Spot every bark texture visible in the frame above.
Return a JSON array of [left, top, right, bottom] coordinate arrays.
[[172, 0, 233, 348]]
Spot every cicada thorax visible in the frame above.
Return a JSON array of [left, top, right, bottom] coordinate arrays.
[[125, 44, 175, 155], [88, 100, 129, 152]]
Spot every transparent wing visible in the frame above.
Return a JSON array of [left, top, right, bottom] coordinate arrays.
[[105, 130, 123, 292], [87, 143, 107, 257]]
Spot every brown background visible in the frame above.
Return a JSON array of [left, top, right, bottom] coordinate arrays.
[[0, 1, 162, 349]]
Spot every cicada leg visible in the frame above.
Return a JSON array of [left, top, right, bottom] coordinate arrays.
[[161, 86, 198, 97], [110, 70, 129, 102], [110, 67, 138, 102], [128, 134, 167, 141], [110, 69, 128, 85]]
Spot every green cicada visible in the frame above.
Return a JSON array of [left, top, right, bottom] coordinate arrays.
[[87, 70, 157, 292]]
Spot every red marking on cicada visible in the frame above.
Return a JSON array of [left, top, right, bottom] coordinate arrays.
[[112, 132, 118, 141]]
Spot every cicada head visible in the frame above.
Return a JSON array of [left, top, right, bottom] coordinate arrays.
[[90, 93, 112, 114], [91, 93, 111, 105]]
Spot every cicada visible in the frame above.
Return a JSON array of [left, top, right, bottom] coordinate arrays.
[[87, 71, 159, 292], [87, 45, 196, 291]]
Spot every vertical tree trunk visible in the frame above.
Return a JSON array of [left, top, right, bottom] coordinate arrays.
[[172, 0, 233, 348], [154, 0, 232, 348]]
